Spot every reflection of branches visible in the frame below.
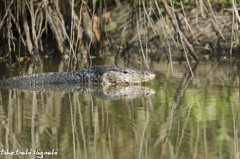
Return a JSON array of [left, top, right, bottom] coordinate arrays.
[[104, 101, 114, 159], [0, 90, 21, 151], [172, 62, 199, 109], [76, 94, 88, 159], [69, 93, 76, 159], [92, 95, 99, 159], [31, 92, 37, 150], [231, 83, 239, 159], [154, 62, 199, 154], [176, 95, 194, 155], [193, 117, 200, 159], [138, 98, 150, 159]]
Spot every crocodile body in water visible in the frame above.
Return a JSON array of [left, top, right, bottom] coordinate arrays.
[[0, 66, 156, 88]]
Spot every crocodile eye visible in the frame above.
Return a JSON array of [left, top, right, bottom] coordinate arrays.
[[122, 71, 128, 74], [145, 72, 149, 75]]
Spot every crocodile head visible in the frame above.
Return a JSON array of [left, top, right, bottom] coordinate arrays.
[[102, 67, 156, 84]]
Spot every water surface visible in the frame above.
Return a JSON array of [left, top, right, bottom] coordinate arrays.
[[0, 58, 239, 159]]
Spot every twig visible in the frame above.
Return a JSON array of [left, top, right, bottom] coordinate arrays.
[[162, 0, 199, 62], [136, 11, 150, 70], [232, 0, 240, 24], [152, 1, 175, 75], [23, 1, 33, 55], [154, 0, 177, 44], [141, 0, 157, 35], [0, 0, 14, 30]]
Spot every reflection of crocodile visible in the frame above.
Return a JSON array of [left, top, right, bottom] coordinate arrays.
[[0, 66, 156, 87], [0, 84, 155, 100]]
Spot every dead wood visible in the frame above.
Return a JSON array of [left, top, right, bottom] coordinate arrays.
[[22, 1, 33, 55], [43, 1, 70, 55], [162, 0, 199, 61]]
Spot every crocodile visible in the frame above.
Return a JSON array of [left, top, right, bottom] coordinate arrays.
[[0, 66, 156, 87]]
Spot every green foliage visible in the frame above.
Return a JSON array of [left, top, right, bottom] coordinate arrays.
[[173, 0, 190, 6], [103, 22, 118, 32], [134, 0, 139, 6]]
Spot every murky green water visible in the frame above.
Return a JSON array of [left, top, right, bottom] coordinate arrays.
[[0, 57, 239, 159]]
